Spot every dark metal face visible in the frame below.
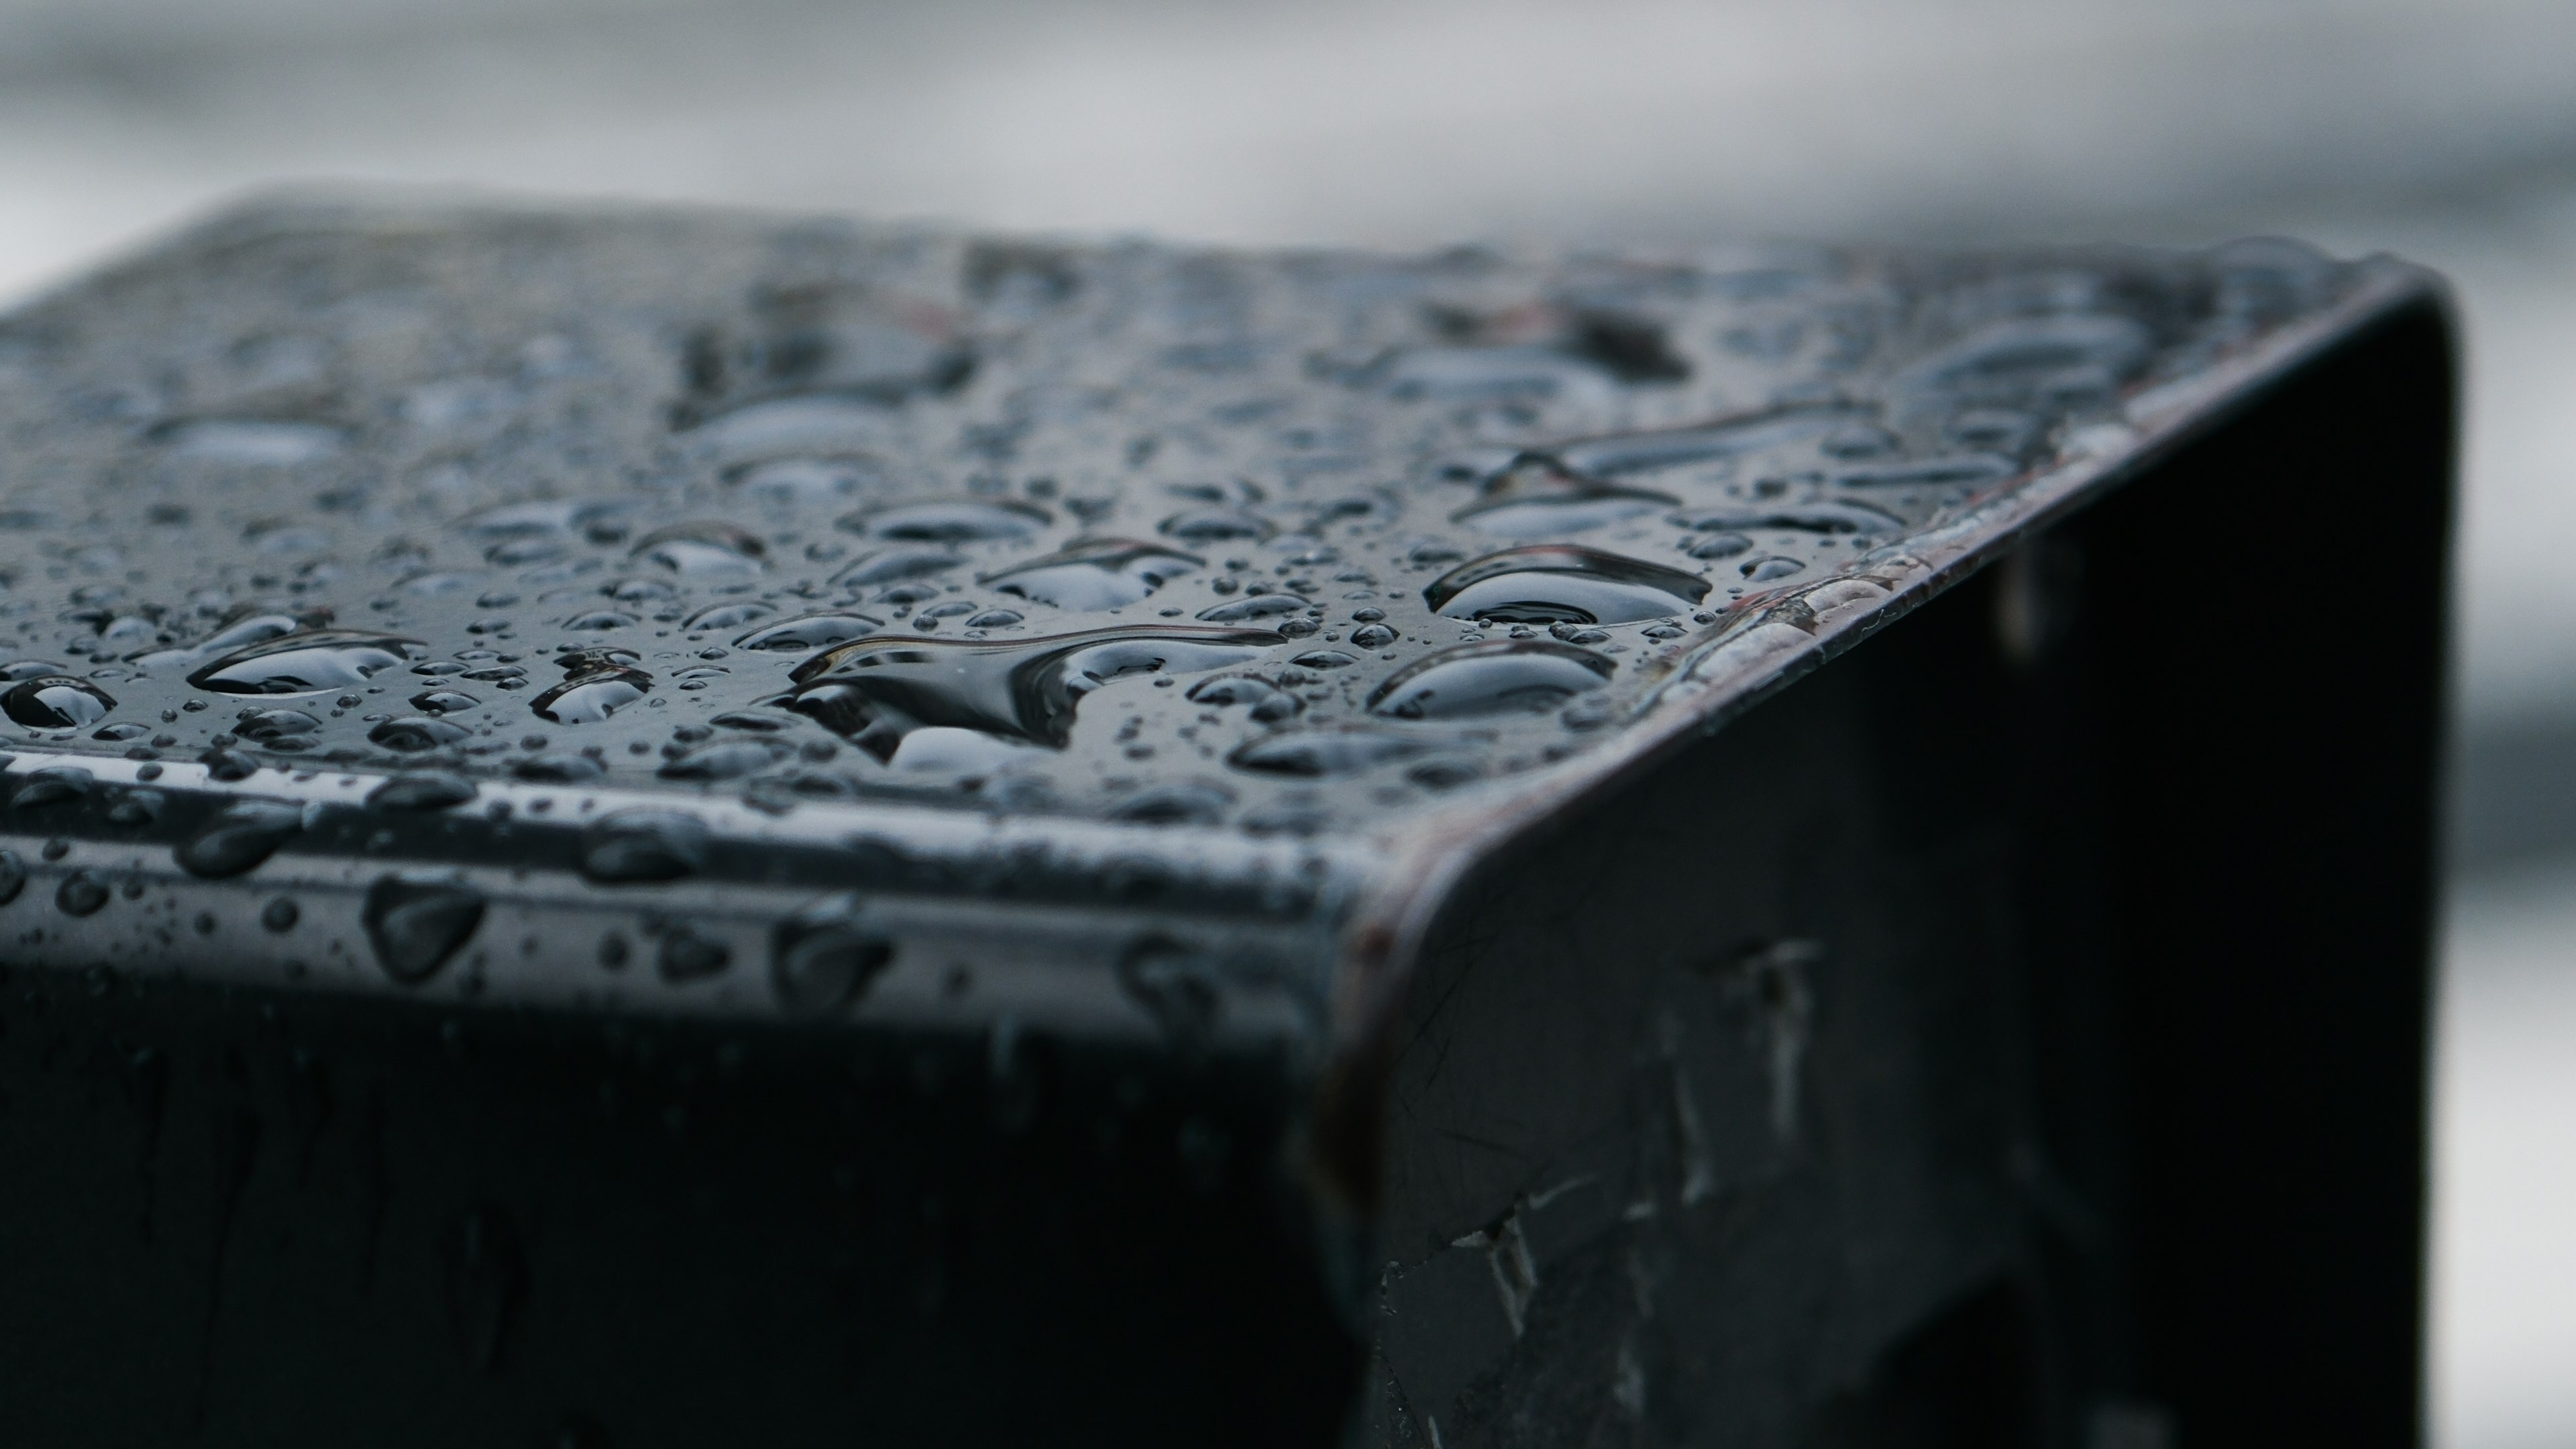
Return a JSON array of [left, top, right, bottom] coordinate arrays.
[[0, 201, 2390, 1027]]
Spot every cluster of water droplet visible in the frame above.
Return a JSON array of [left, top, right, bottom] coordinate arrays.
[[0, 213, 2351, 839]]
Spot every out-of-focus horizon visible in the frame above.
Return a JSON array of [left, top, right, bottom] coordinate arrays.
[[3, 3, 2571, 1444]]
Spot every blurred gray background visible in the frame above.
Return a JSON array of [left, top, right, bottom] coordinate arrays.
[[3, 1, 2571, 1442]]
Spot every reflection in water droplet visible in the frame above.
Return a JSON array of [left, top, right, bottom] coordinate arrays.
[[175, 799, 303, 878], [531, 669, 653, 724], [772, 892, 895, 1014], [734, 613, 881, 653], [842, 499, 1049, 543], [1367, 640, 1615, 720], [633, 521, 768, 577], [368, 771, 477, 812], [1450, 456, 1675, 539], [1425, 545, 1708, 624], [363, 877, 486, 984], [984, 539, 1201, 610], [188, 630, 420, 696], [410, 690, 480, 714], [2, 676, 114, 728], [369, 716, 472, 752], [1741, 556, 1805, 582], [786, 627, 1279, 759], [682, 601, 771, 631], [580, 809, 707, 883], [1159, 508, 1273, 544], [56, 870, 109, 916]]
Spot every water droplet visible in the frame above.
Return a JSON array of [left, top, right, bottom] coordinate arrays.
[[1195, 592, 1310, 623], [1741, 556, 1805, 582], [262, 897, 300, 932], [733, 613, 881, 653], [189, 629, 421, 696], [1226, 729, 1439, 777], [983, 539, 1202, 610], [1367, 640, 1615, 720], [1425, 545, 1709, 624], [786, 626, 1279, 759], [530, 669, 653, 725], [1829, 453, 2018, 490], [1351, 623, 1398, 649], [1670, 500, 1905, 534], [633, 521, 767, 577], [580, 810, 707, 883], [1117, 934, 1220, 1047], [56, 869, 109, 916], [368, 771, 477, 812], [658, 925, 731, 983], [1159, 508, 1273, 545], [235, 707, 322, 741], [175, 799, 303, 878], [151, 417, 349, 466], [411, 690, 481, 714], [1289, 649, 1356, 671], [724, 453, 883, 503], [1108, 782, 1234, 826], [362, 877, 486, 984], [513, 753, 605, 785], [657, 738, 786, 782], [833, 545, 967, 589], [1686, 533, 1754, 560], [1450, 456, 1675, 539], [1554, 400, 1868, 476], [771, 892, 894, 1015], [841, 499, 1049, 543], [10, 767, 93, 808], [0, 848, 23, 904], [369, 716, 472, 753], [455, 498, 635, 542], [1, 676, 114, 729]]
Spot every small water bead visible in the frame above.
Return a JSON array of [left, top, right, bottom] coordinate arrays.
[[841, 499, 1049, 543], [771, 892, 896, 1014], [1740, 556, 1806, 582], [188, 629, 421, 696], [362, 875, 487, 984], [1669, 500, 1905, 535], [93, 722, 150, 742], [732, 613, 881, 653], [410, 690, 480, 714], [1350, 624, 1398, 649], [1291, 650, 1357, 671], [833, 545, 967, 589], [1185, 674, 1303, 723], [724, 454, 883, 503], [1424, 545, 1709, 625], [2, 676, 114, 729], [965, 610, 1022, 629], [659, 925, 733, 983], [983, 539, 1203, 610], [562, 610, 636, 632], [175, 799, 304, 878], [261, 897, 300, 932], [455, 497, 637, 542], [369, 716, 472, 752], [530, 669, 653, 725], [0, 848, 23, 904], [786, 627, 1280, 759], [1686, 532, 1754, 560], [1366, 640, 1615, 721], [0, 659, 72, 682], [513, 753, 605, 784]]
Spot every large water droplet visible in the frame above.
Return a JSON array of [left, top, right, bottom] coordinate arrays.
[[1554, 400, 1868, 477], [56, 869, 109, 916], [10, 766, 93, 808], [368, 771, 477, 812], [2, 676, 114, 728], [771, 892, 895, 1015], [1424, 545, 1707, 624], [151, 417, 350, 466], [983, 539, 1201, 610], [1450, 456, 1675, 539], [633, 521, 767, 578], [1367, 640, 1615, 720], [833, 545, 966, 590], [455, 498, 635, 541], [1226, 729, 1440, 777], [841, 499, 1049, 543], [362, 877, 486, 984], [1669, 500, 1906, 534], [369, 716, 471, 753], [734, 613, 881, 653], [531, 669, 653, 724], [189, 630, 421, 696], [236, 707, 323, 741], [785, 626, 1279, 759], [1159, 508, 1273, 545], [1195, 592, 1310, 623], [175, 799, 303, 878], [580, 810, 707, 883]]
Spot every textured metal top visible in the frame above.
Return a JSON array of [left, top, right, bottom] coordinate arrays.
[[0, 198, 2426, 1037]]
